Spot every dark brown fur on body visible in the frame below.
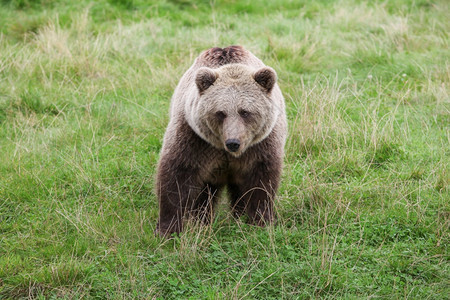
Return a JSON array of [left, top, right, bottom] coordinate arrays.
[[156, 46, 286, 237]]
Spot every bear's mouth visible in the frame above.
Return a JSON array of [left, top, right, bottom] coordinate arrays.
[[225, 148, 243, 157]]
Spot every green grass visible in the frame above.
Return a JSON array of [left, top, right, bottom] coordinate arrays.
[[0, 0, 448, 298]]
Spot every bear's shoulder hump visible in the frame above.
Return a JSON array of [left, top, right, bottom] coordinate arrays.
[[197, 46, 248, 68]]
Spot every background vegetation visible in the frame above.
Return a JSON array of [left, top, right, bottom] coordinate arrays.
[[0, 0, 448, 298]]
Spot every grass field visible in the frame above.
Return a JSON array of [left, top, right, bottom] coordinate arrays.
[[0, 0, 448, 298]]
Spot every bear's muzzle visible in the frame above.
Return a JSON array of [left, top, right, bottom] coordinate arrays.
[[225, 139, 240, 152]]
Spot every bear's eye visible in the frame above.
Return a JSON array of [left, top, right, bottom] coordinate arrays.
[[239, 110, 250, 119], [216, 111, 227, 120]]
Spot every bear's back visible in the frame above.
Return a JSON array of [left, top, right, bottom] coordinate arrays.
[[194, 46, 265, 69]]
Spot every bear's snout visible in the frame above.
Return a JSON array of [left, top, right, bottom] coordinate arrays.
[[225, 139, 240, 152]]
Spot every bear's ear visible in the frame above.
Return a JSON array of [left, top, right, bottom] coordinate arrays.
[[253, 67, 277, 93], [195, 67, 218, 93]]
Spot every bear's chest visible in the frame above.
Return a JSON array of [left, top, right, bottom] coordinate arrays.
[[204, 151, 258, 185]]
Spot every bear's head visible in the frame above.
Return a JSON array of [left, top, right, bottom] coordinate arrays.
[[185, 64, 282, 157]]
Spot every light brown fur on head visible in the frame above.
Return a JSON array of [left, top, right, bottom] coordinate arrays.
[[186, 64, 281, 157]]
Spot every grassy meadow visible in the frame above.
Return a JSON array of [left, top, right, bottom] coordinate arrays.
[[0, 0, 448, 298]]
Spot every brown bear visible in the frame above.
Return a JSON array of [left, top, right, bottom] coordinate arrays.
[[155, 46, 287, 237]]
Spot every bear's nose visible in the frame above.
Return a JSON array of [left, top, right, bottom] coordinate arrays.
[[225, 139, 240, 152]]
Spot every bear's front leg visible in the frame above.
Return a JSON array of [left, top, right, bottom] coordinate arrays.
[[237, 160, 282, 226], [190, 184, 222, 225], [155, 162, 203, 237]]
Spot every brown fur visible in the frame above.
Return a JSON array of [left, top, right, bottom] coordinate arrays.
[[155, 46, 287, 237]]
